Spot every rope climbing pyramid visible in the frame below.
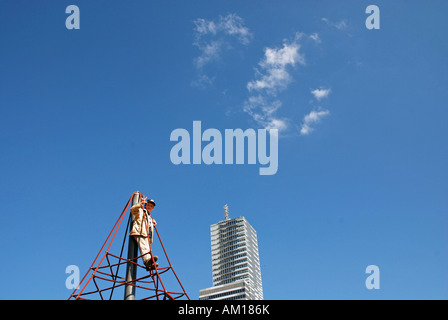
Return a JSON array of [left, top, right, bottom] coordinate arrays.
[[69, 191, 190, 300]]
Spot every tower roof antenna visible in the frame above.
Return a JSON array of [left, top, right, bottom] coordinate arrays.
[[224, 204, 229, 220]]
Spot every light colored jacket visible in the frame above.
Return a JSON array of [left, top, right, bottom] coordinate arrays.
[[129, 203, 154, 243]]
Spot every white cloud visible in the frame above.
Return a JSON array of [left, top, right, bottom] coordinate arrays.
[[242, 36, 315, 132], [263, 44, 304, 67], [192, 21, 333, 136], [300, 109, 330, 135], [247, 67, 291, 92], [311, 87, 331, 101], [244, 39, 305, 132], [265, 118, 288, 131], [247, 42, 305, 94], [304, 109, 330, 123]]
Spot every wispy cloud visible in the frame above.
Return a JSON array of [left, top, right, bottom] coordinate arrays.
[[244, 35, 305, 132], [193, 14, 252, 70], [190, 74, 215, 89], [194, 40, 221, 69], [309, 32, 321, 44], [243, 95, 288, 131], [321, 17, 348, 30], [192, 15, 333, 136], [219, 14, 252, 45], [194, 18, 217, 37], [300, 109, 330, 135]]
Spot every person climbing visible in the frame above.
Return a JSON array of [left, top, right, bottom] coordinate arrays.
[[130, 197, 159, 271]]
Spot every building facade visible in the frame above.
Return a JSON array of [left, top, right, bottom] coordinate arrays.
[[199, 206, 263, 300]]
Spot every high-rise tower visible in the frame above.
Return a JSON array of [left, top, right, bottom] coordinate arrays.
[[199, 205, 263, 300]]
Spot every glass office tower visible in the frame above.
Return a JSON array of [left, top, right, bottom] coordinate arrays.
[[199, 205, 263, 300]]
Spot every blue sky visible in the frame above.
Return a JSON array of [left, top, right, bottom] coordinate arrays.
[[0, 1, 447, 299]]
